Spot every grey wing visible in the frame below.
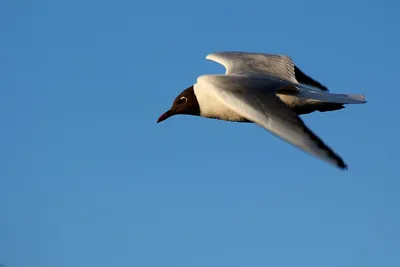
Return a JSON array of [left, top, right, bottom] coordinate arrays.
[[197, 74, 348, 169], [206, 51, 298, 84], [206, 51, 332, 92]]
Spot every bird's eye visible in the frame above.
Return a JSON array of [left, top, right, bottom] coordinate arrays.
[[179, 96, 187, 103]]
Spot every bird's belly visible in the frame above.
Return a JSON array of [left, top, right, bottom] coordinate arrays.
[[200, 101, 249, 122], [194, 86, 249, 122]]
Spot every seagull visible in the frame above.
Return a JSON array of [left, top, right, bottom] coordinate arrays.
[[157, 52, 367, 170]]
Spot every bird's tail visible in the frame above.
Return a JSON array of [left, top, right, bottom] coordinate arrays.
[[333, 93, 366, 103]]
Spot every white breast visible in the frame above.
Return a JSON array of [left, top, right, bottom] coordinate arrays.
[[193, 83, 247, 122]]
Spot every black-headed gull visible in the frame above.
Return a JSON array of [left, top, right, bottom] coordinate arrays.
[[157, 52, 367, 170]]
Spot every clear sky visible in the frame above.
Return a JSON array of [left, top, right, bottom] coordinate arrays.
[[1, 0, 399, 267]]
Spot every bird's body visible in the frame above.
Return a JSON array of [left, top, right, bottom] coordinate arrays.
[[194, 83, 344, 121], [157, 51, 367, 170]]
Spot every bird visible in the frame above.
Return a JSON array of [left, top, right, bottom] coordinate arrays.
[[157, 51, 367, 170]]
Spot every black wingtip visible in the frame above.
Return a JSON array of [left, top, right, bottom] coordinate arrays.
[[337, 159, 348, 170], [294, 65, 329, 91]]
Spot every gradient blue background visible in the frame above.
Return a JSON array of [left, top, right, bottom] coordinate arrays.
[[1, 1, 399, 267]]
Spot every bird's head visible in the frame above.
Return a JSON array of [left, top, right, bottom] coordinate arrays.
[[157, 85, 200, 123]]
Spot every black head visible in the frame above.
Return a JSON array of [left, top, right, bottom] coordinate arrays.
[[157, 85, 200, 123]]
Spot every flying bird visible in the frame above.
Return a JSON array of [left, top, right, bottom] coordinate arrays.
[[157, 52, 367, 169]]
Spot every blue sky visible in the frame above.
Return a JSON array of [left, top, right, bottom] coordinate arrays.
[[1, 0, 399, 266]]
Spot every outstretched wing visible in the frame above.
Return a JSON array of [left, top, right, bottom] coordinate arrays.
[[197, 74, 348, 170], [206, 51, 330, 91], [206, 51, 298, 84]]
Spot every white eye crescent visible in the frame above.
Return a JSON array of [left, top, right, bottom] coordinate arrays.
[[180, 96, 187, 102]]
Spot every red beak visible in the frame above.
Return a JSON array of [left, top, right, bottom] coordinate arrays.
[[157, 110, 173, 123]]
